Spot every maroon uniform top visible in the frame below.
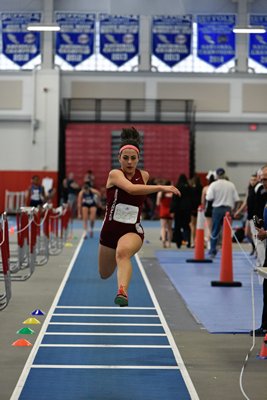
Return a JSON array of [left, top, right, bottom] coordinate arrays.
[[100, 169, 146, 249]]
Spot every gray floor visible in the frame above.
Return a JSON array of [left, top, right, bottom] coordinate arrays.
[[1, 224, 267, 400]]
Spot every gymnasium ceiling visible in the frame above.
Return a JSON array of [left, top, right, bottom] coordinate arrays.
[[1, 0, 267, 15]]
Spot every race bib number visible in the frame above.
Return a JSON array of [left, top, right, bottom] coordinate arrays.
[[31, 189, 41, 201], [113, 203, 139, 224]]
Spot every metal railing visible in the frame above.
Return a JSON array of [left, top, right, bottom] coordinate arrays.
[[61, 98, 195, 124]]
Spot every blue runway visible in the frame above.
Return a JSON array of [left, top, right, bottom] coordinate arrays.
[[11, 234, 199, 400]]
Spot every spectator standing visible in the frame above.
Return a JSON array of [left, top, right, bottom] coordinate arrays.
[[156, 180, 173, 248], [60, 177, 69, 205], [251, 165, 267, 336], [206, 168, 240, 258], [170, 174, 193, 248], [63, 172, 80, 219], [252, 167, 267, 266], [77, 183, 101, 238], [25, 175, 46, 207], [190, 174, 203, 247], [201, 172, 215, 249], [234, 173, 258, 255], [83, 170, 95, 188], [97, 185, 107, 218]]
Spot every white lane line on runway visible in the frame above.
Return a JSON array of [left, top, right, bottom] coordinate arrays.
[[56, 306, 156, 310], [10, 238, 85, 400], [52, 313, 159, 318], [49, 322, 162, 326], [44, 332, 167, 336], [31, 365, 179, 370], [135, 254, 200, 400], [40, 344, 171, 348]]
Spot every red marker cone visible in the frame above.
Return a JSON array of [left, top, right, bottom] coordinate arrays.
[[186, 206, 212, 263], [258, 336, 267, 359], [12, 339, 32, 347], [211, 212, 242, 287]]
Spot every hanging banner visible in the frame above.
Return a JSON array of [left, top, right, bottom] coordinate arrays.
[[152, 15, 192, 67], [197, 14, 236, 68], [249, 15, 267, 69], [1, 12, 41, 67], [99, 14, 139, 67], [55, 13, 95, 67]]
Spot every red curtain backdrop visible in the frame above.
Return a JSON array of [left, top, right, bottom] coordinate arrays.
[[65, 123, 190, 188]]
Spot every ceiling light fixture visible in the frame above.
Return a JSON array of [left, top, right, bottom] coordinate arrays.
[[233, 25, 266, 34], [26, 23, 60, 32]]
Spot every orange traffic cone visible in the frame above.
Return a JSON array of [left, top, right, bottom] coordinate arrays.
[[186, 206, 212, 263], [211, 212, 242, 287], [258, 335, 267, 359]]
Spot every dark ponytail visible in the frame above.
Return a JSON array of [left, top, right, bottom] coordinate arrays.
[[120, 127, 141, 151]]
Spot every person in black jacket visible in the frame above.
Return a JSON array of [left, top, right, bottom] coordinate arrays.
[[189, 174, 203, 247], [250, 165, 267, 336], [234, 173, 258, 255], [170, 174, 193, 248]]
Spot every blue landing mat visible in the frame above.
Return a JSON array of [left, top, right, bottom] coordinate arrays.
[[156, 250, 263, 333]]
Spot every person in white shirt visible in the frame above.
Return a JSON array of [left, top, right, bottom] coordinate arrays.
[[206, 168, 240, 257]]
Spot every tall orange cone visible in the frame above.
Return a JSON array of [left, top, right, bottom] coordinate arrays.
[[186, 206, 212, 263], [211, 212, 242, 287], [258, 335, 267, 359]]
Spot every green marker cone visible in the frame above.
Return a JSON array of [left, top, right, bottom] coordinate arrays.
[[17, 327, 35, 335]]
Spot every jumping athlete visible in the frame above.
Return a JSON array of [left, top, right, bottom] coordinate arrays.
[[98, 127, 180, 306]]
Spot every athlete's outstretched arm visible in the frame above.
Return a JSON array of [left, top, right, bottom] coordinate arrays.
[[107, 170, 181, 197]]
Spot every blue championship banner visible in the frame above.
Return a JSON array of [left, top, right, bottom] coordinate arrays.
[[99, 14, 139, 67], [55, 13, 95, 67], [1, 12, 41, 67], [152, 15, 192, 67], [197, 14, 236, 68], [249, 15, 267, 69]]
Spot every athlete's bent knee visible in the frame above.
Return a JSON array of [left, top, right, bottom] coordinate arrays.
[[99, 265, 116, 279], [99, 270, 111, 279], [116, 248, 130, 263]]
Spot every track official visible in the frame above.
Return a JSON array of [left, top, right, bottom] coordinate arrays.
[[206, 168, 239, 258]]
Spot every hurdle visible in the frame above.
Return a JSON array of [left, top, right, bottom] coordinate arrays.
[[0, 213, 12, 310]]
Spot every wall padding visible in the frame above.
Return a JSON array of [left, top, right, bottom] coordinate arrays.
[[71, 81, 145, 99], [243, 84, 267, 113], [157, 82, 230, 112], [0, 81, 22, 109]]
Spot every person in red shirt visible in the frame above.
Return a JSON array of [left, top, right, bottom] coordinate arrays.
[[99, 127, 180, 306], [156, 180, 173, 248]]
